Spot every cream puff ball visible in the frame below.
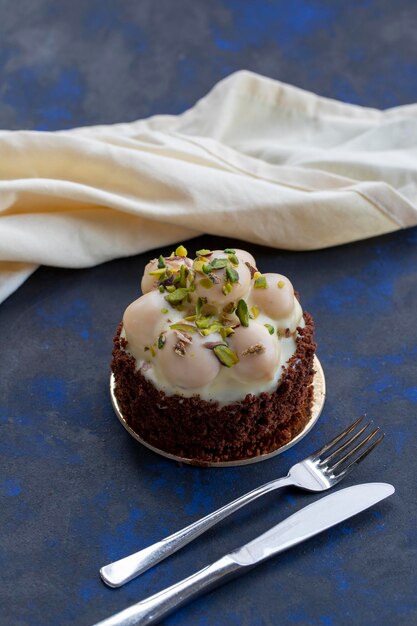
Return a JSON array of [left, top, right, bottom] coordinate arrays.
[[228, 322, 280, 382], [156, 329, 221, 389], [193, 256, 252, 307], [123, 291, 167, 360], [141, 256, 193, 294], [250, 273, 295, 320]]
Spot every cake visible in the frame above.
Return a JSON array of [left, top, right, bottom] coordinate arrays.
[[111, 245, 316, 464]]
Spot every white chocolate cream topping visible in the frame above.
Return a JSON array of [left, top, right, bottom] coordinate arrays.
[[121, 245, 304, 404]]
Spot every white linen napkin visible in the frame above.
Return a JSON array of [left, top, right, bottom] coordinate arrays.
[[1, 70, 417, 304]]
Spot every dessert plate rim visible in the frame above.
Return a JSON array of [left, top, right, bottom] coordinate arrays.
[[110, 355, 325, 467]]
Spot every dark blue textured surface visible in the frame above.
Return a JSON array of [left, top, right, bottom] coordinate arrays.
[[1, 2, 417, 625]]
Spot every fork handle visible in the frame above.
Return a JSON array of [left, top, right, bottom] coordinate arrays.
[[94, 554, 244, 626], [100, 475, 291, 587]]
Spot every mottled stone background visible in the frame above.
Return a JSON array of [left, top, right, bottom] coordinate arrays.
[[1, 2, 417, 626]]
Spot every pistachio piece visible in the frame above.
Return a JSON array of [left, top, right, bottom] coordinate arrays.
[[165, 287, 190, 304], [236, 299, 249, 327], [169, 322, 197, 333], [157, 255, 166, 269], [220, 326, 234, 340], [196, 249, 213, 257], [226, 266, 239, 283], [241, 343, 266, 356], [207, 258, 228, 270], [148, 268, 167, 278], [200, 322, 223, 336], [223, 248, 236, 254], [222, 282, 233, 295], [203, 341, 227, 350], [277, 280, 285, 288], [213, 345, 239, 367], [245, 261, 257, 278], [159, 285, 165, 293], [193, 259, 206, 274], [228, 253, 239, 266], [158, 334, 166, 349], [174, 340, 187, 356], [195, 316, 213, 330], [222, 302, 236, 315], [254, 275, 268, 289], [178, 264, 188, 288], [196, 296, 206, 316], [160, 307, 169, 314], [175, 245, 187, 257], [264, 324, 275, 335], [250, 305, 260, 319]]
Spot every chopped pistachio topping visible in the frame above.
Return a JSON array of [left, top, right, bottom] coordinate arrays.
[[165, 287, 190, 304], [222, 282, 233, 295], [193, 259, 206, 274], [175, 245, 187, 257], [196, 296, 205, 316], [184, 314, 197, 321], [149, 268, 167, 278], [196, 249, 212, 257], [161, 307, 169, 314], [200, 322, 223, 336], [242, 343, 266, 356], [220, 326, 234, 340], [207, 258, 228, 271], [174, 340, 187, 356], [195, 316, 212, 330], [158, 334, 166, 349], [199, 277, 213, 289], [213, 345, 239, 367], [277, 280, 285, 288], [178, 264, 188, 288], [157, 255, 166, 269], [250, 305, 260, 319], [264, 324, 275, 335], [159, 285, 165, 293], [236, 299, 249, 327], [223, 301, 236, 314], [223, 248, 236, 254], [254, 275, 268, 289], [165, 285, 176, 293], [245, 261, 257, 278], [228, 253, 239, 266], [226, 266, 239, 283], [170, 322, 197, 333], [253, 271, 262, 280], [203, 341, 227, 350]]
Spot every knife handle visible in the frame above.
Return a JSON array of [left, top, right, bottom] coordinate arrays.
[[93, 554, 244, 626], [100, 476, 291, 587]]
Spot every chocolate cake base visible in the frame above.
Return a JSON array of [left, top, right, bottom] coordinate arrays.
[[111, 313, 316, 463]]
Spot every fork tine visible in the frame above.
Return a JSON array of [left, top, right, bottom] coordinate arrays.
[[329, 427, 383, 473], [310, 415, 365, 458], [317, 421, 371, 466], [333, 433, 384, 479]]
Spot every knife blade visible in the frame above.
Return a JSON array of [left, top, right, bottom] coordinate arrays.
[[93, 483, 394, 626], [232, 481, 394, 565]]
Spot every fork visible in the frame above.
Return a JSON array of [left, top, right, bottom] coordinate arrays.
[[100, 415, 383, 588]]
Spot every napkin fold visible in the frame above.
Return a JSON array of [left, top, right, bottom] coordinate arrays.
[[1, 70, 417, 303]]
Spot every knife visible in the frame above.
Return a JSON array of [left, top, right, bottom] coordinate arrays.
[[93, 482, 394, 626]]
